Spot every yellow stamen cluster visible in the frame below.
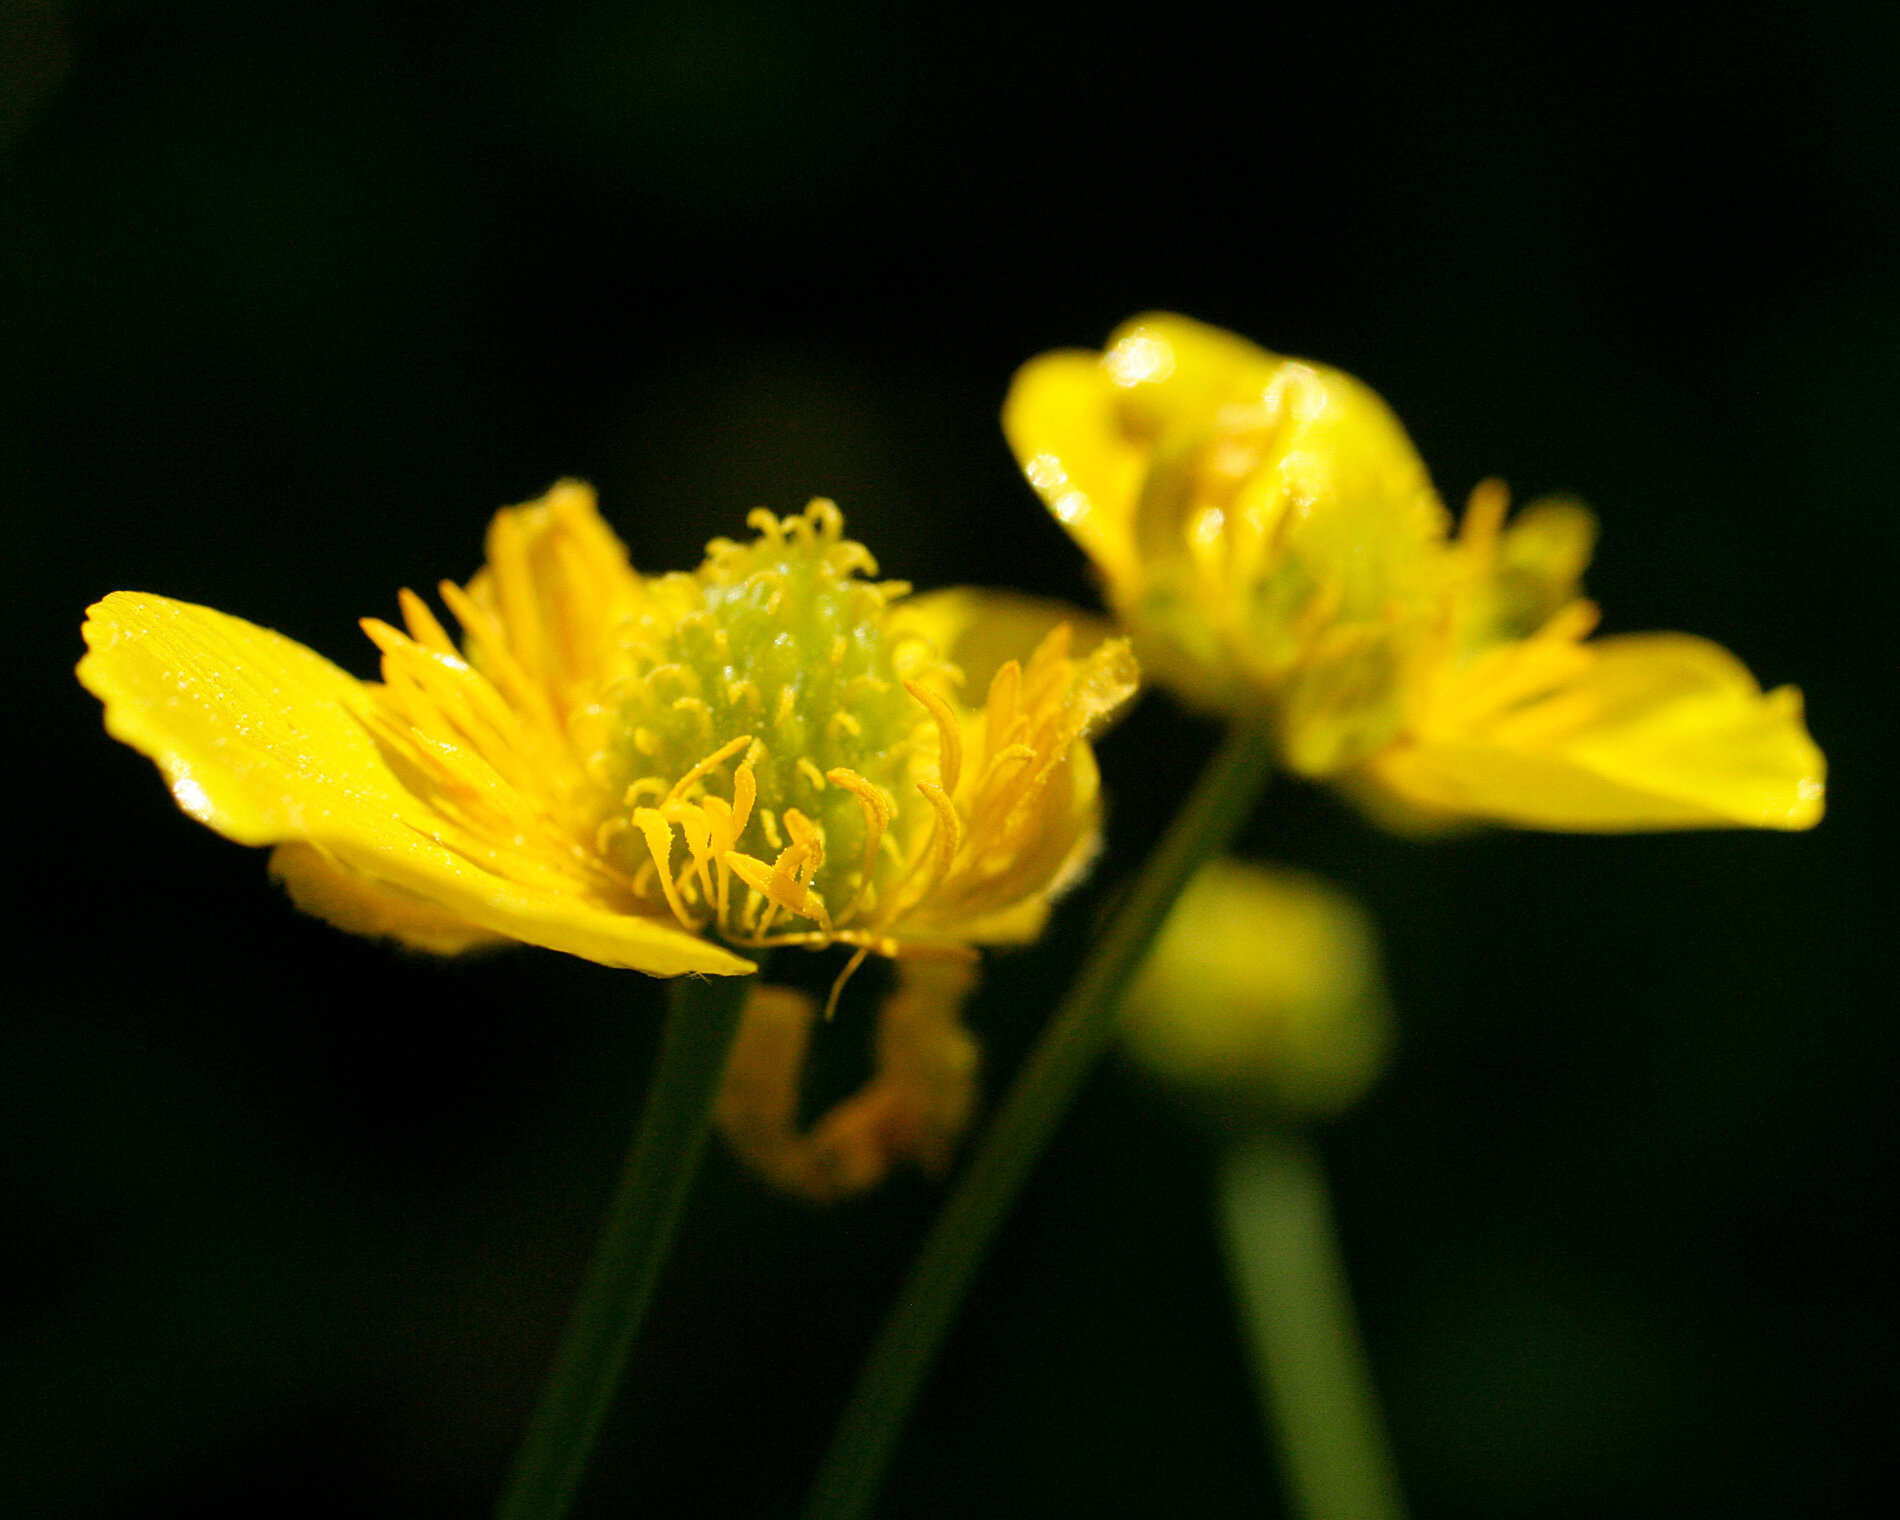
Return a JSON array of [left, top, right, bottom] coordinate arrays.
[[589, 501, 930, 956]]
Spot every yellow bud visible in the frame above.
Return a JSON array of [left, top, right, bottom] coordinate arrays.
[[1122, 860, 1392, 1121]]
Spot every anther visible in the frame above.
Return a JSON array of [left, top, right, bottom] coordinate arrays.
[[663, 733, 756, 806], [633, 809, 696, 930], [903, 679, 963, 795]]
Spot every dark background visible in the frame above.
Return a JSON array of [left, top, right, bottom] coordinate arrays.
[[4, 2, 1892, 1516]]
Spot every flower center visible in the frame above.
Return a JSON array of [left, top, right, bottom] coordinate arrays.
[[600, 502, 935, 936]]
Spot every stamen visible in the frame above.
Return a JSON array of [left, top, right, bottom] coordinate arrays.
[[805, 498, 844, 539], [664, 733, 755, 805], [484, 507, 547, 681], [701, 795, 736, 921], [1538, 598, 1601, 645], [903, 679, 964, 795], [730, 763, 758, 840], [645, 662, 698, 696], [671, 802, 718, 906], [437, 578, 554, 726], [397, 588, 459, 656], [827, 540, 878, 579], [1460, 478, 1511, 559], [782, 808, 826, 881], [746, 569, 788, 616], [984, 659, 1022, 763], [917, 779, 961, 890], [826, 767, 893, 918], [734, 871, 766, 934], [632, 808, 696, 929], [978, 743, 1039, 792], [726, 849, 808, 936], [824, 945, 873, 1021]]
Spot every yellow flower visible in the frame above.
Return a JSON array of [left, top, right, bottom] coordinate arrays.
[[1005, 313, 1824, 831], [78, 484, 1138, 977], [1123, 860, 1392, 1121]]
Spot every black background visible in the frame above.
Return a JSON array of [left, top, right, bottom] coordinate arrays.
[[3, 2, 1892, 1516]]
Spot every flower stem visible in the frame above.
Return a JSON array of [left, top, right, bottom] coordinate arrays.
[[801, 714, 1277, 1520], [1218, 1131, 1408, 1520], [495, 971, 754, 1520]]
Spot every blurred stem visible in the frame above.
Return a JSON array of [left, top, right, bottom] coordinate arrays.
[[1218, 1131, 1408, 1520], [495, 971, 754, 1520], [802, 714, 1277, 1520]]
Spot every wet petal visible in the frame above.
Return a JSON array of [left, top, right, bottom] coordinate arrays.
[[1003, 351, 1147, 590], [79, 592, 754, 974]]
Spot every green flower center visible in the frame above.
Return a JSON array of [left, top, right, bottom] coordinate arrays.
[[602, 504, 930, 916]]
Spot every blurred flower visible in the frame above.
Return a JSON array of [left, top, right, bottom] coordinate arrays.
[[1006, 313, 1824, 831], [1123, 859, 1392, 1121], [78, 484, 1137, 977]]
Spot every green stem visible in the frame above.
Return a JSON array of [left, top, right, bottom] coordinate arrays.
[[1218, 1132, 1408, 1520], [802, 714, 1277, 1520], [495, 971, 755, 1520]]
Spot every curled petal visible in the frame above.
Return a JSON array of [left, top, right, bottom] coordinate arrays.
[[715, 962, 981, 1204]]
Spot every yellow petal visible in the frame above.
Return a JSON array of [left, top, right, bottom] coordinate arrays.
[[80, 591, 399, 846], [1101, 314, 1448, 615], [1002, 351, 1147, 590], [890, 586, 1121, 696], [1365, 633, 1825, 831], [269, 842, 507, 955], [79, 592, 754, 974]]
